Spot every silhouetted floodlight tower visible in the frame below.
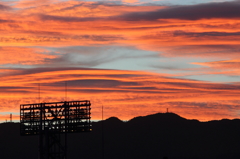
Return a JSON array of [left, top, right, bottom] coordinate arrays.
[[20, 100, 92, 159]]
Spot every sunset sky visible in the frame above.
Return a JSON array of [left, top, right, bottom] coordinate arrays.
[[1, 0, 240, 122]]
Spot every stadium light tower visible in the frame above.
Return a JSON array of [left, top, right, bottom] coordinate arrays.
[[20, 100, 91, 159]]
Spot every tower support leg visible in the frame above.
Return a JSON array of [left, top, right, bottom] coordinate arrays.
[[39, 128, 67, 159]]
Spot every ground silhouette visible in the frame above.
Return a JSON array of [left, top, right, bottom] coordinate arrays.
[[1, 112, 240, 159]]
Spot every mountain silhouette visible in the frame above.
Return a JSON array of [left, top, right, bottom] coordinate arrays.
[[1, 112, 240, 159]]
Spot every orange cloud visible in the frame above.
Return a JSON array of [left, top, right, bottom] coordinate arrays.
[[0, 47, 56, 65], [193, 59, 240, 69], [0, 0, 239, 61], [0, 68, 240, 122], [122, 0, 138, 4], [15, 0, 58, 8], [191, 59, 240, 76]]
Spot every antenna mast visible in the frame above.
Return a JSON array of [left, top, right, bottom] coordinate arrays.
[[65, 81, 67, 101], [102, 105, 104, 159], [38, 83, 40, 103]]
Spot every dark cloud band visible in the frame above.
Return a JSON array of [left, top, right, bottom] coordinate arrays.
[[114, 1, 240, 21], [0, 4, 11, 11]]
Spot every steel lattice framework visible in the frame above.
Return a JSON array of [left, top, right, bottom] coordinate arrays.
[[20, 100, 91, 159]]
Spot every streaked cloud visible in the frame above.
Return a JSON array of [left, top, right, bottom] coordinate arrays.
[[192, 59, 240, 76], [0, 3, 11, 11], [114, 1, 240, 21], [0, 47, 56, 65], [1, 68, 240, 122]]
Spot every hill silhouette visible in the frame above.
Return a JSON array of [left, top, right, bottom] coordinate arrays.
[[1, 112, 240, 159]]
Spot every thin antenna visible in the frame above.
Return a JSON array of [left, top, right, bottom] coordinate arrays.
[[102, 105, 104, 159], [10, 113, 12, 122], [102, 105, 104, 121], [38, 83, 40, 103], [65, 81, 67, 101]]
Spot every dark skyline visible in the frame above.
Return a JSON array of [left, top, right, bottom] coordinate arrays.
[[2, 112, 240, 159]]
